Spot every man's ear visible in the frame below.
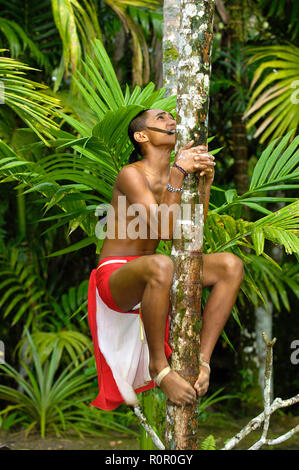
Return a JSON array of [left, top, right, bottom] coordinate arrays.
[[134, 131, 149, 144]]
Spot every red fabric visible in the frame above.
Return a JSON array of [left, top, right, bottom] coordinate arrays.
[[87, 255, 172, 411]]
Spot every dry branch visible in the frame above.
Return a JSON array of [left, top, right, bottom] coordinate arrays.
[[134, 334, 299, 450], [133, 405, 165, 450], [223, 332, 299, 450]]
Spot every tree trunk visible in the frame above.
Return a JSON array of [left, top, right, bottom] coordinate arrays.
[[151, 35, 163, 89], [255, 195, 285, 401], [165, 0, 215, 450], [113, 28, 126, 84], [232, 113, 249, 195], [225, 0, 261, 408], [228, 0, 249, 195], [255, 303, 273, 402]]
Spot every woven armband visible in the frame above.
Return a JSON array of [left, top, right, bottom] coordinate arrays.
[[172, 161, 188, 177]]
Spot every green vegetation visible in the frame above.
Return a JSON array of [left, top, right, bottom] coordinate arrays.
[[0, 0, 298, 450]]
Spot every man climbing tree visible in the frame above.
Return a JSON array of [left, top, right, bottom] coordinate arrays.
[[87, 108, 244, 410], [164, 0, 217, 449], [87, 0, 244, 450]]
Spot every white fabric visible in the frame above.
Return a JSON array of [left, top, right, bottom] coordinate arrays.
[[95, 267, 151, 406], [99, 259, 127, 267]]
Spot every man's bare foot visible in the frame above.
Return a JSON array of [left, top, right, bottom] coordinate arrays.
[[150, 363, 197, 406], [194, 362, 210, 397]]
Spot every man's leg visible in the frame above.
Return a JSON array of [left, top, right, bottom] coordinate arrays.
[[194, 252, 244, 396], [108, 253, 197, 405]]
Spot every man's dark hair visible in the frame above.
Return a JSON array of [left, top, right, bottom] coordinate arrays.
[[128, 109, 150, 163]]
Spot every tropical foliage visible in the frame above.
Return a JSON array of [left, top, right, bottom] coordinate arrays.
[[244, 45, 299, 142], [0, 39, 176, 255], [0, 52, 61, 144], [0, 330, 137, 437], [0, 0, 298, 449], [2, 34, 297, 365], [0, 0, 160, 88]]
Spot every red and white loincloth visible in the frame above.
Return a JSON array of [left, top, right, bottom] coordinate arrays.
[[87, 255, 172, 411]]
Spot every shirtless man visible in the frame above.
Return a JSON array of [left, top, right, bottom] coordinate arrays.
[[97, 108, 244, 406]]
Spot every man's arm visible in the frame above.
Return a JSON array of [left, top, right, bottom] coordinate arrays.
[[198, 167, 214, 224], [202, 177, 212, 224]]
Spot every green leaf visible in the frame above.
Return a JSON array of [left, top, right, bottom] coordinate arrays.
[[251, 227, 265, 255], [47, 236, 97, 257]]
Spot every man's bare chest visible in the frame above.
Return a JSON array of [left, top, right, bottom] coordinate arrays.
[[148, 179, 167, 204]]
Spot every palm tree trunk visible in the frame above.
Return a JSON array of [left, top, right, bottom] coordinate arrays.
[[17, 187, 26, 238], [232, 113, 249, 195], [227, 0, 260, 404], [225, 0, 249, 195], [165, 0, 215, 450], [255, 196, 285, 401], [113, 28, 126, 83], [151, 35, 163, 89]]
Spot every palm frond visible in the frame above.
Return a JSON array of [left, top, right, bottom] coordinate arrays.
[[16, 330, 91, 367], [204, 213, 299, 312], [51, 38, 175, 152], [244, 45, 299, 142], [212, 43, 254, 117], [211, 201, 299, 257], [213, 131, 299, 215], [249, 131, 299, 190], [259, 0, 299, 39], [0, 39, 176, 252], [0, 52, 61, 144], [104, 0, 159, 86], [46, 279, 89, 329], [0, 0, 60, 69], [51, 0, 102, 92], [0, 329, 135, 438], [0, 249, 50, 328], [254, 201, 299, 255], [0, 18, 50, 69], [247, 255, 299, 311]]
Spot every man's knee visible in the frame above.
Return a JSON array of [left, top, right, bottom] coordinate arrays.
[[147, 254, 174, 286], [222, 253, 244, 282]]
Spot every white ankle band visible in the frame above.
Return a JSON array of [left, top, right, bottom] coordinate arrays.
[[153, 366, 171, 387]]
